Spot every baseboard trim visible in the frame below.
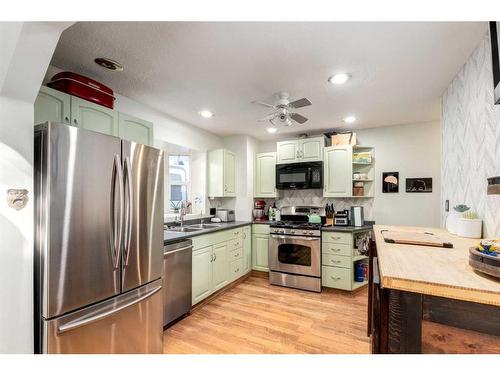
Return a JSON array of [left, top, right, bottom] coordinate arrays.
[[251, 270, 269, 279]]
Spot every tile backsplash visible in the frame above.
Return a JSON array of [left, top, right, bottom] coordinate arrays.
[[256, 189, 374, 219]]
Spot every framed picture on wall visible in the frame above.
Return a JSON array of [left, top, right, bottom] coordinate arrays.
[[406, 178, 433, 193], [490, 22, 500, 104], [382, 172, 399, 193]]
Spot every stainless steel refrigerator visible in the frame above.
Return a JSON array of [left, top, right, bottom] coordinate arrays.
[[34, 122, 164, 354]]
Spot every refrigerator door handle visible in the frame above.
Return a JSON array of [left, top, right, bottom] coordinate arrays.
[[111, 154, 125, 269], [123, 156, 133, 266], [57, 285, 162, 334]]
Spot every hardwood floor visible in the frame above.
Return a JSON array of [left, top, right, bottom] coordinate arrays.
[[163, 276, 370, 354]]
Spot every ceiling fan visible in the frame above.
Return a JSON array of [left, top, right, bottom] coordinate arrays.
[[253, 92, 311, 127]]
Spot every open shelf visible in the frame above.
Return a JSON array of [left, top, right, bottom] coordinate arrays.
[[353, 179, 373, 182], [353, 255, 368, 262], [353, 280, 368, 289], [353, 162, 373, 165]]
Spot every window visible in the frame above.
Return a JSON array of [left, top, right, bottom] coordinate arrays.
[[168, 155, 190, 212]]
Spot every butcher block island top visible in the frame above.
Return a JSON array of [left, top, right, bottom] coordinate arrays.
[[374, 225, 500, 307]]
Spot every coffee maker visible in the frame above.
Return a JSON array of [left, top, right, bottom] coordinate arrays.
[[253, 200, 267, 221]]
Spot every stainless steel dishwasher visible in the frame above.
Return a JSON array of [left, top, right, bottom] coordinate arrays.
[[163, 239, 193, 326]]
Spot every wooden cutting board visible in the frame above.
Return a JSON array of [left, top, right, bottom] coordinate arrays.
[[381, 230, 454, 248]]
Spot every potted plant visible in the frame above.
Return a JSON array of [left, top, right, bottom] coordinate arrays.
[[446, 204, 469, 234], [457, 211, 483, 238]]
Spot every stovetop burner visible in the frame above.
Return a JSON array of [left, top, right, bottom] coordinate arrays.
[[270, 221, 322, 230]]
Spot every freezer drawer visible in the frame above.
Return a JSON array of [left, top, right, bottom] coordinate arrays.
[[42, 280, 163, 354]]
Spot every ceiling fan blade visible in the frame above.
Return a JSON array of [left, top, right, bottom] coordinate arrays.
[[257, 113, 278, 122], [289, 98, 312, 109], [252, 100, 276, 109], [290, 113, 308, 124]]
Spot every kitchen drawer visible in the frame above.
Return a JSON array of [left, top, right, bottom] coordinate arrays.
[[227, 238, 243, 251], [252, 224, 270, 235], [229, 246, 243, 261], [322, 254, 351, 269], [322, 242, 352, 257], [229, 228, 243, 239], [322, 266, 351, 290], [230, 258, 244, 281], [322, 231, 352, 245]]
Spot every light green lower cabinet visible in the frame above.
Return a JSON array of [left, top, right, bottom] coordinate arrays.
[[243, 226, 251, 273], [192, 246, 213, 305], [191, 225, 251, 306], [212, 243, 229, 291], [251, 224, 270, 272], [34, 86, 71, 125], [118, 112, 153, 145], [71, 96, 118, 136], [321, 230, 371, 291]]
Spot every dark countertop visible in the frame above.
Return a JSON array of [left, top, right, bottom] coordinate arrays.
[[321, 223, 374, 232], [252, 220, 273, 225], [164, 221, 252, 245]]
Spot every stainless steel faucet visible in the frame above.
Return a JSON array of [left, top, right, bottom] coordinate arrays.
[[179, 201, 187, 227]]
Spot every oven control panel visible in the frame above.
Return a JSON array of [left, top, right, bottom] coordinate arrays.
[[270, 227, 321, 237]]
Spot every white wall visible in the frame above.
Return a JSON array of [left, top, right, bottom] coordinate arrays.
[[257, 122, 441, 227], [441, 32, 500, 237], [0, 22, 70, 354], [356, 122, 441, 227]]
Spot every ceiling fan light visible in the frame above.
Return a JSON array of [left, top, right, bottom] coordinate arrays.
[[343, 116, 356, 124], [198, 110, 214, 118], [267, 126, 278, 134], [328, 73, 350, 85]]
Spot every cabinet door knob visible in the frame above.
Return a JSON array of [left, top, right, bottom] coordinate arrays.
[[64, 116, 69, 123], [331, 276, 341, 280], [73, 118, 78, 126], [331, 260, 341, 264]]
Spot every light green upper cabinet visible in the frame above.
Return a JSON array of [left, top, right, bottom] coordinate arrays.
[[34, 86, 71, 126], [243, 226, 252, 274], [324, 146, 353, 197], [254, 152, 277, 198], [207, 148, 236, 197], [192, 245, 213, 305], [35, 86, 155, 145], [276, 136, 325, 164], [223, 150, 236, 196], [277, 140, 298, 164], [71, 96, 118, 136], [300, 137, 324, 161], [118, 112, 153, 145], [212, 243, 229, 291]]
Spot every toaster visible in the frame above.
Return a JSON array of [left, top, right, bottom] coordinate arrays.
[[215, 209, 235, 222]]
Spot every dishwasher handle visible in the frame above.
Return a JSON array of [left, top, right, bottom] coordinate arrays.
[[164, 245, 193, 256]]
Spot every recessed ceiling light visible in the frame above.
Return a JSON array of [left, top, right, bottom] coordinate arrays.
[[267, 126, 278, 134], [343, 116, 356, 124], [94, 57, 124, 71], [198, 110, 214, 118], [328, 73, 350, 85]]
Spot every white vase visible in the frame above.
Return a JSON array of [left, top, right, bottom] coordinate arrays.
[[446, 211, 463, 234], [456, 218, 482, 238]]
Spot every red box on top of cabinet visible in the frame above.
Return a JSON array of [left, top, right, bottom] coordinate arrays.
[[47, 72, 115, 109]]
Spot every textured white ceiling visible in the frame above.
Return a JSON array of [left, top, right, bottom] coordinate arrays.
[[51, 22, 487, 140]]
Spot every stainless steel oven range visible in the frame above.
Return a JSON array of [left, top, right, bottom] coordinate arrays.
[[268, 206, 323, 292]]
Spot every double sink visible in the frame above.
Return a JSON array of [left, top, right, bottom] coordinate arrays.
[[164, 223, 223, 233]]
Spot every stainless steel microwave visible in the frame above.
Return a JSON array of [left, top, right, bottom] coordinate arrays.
[[276, 162, 323, 190]]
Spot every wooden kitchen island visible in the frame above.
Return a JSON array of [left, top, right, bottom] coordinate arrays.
[[370, 225, 500, 354]]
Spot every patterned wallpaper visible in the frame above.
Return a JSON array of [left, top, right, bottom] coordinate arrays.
[[441, 32, 500, 237]]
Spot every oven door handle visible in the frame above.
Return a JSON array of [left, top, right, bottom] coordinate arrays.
[[270, 234, 319, 241]]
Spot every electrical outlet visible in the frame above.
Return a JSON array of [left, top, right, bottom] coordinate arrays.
[[445, 199, 449, 212]]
